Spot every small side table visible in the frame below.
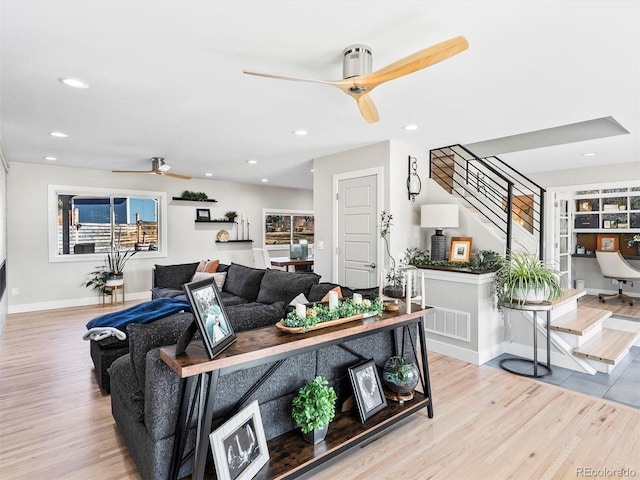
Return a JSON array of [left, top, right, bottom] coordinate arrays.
[[103, 283, 125, 306], [499, 301, 552, 378]]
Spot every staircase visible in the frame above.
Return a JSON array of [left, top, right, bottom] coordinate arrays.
[[525, 290, 639, 374], [430, 144, 545, 258]]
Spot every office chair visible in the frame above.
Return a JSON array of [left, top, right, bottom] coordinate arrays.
[[595, 250, 640, 306]]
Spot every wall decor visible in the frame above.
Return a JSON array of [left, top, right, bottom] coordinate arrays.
[[209, 400, 269, 480], [596, 234, 619, 252], [348, 359, 387, 423], [406, 155, 421, 202], [449, 237, 472, 263], [183, 276, 236, 359], [196, 208, 210, 221]]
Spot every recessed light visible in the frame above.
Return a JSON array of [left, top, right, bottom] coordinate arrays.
[[43, 156, 57, 161], [402, 124, 419, 131], [309, 168, 314, 173], [205, 172, 213, 177], [49, 131, 69, 138], [247, 159, 258, 165], [59, 77, 89, 89], [582, 152, 596, 157], [261, 178, 269, 183], [292, 129, 308, 136]]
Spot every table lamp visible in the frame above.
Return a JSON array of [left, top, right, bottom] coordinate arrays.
[[421, 204, 459, 261]]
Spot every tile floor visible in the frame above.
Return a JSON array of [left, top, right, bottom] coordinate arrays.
[[486, 316, 640, 410]]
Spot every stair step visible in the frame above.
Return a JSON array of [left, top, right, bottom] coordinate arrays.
[[550, 306, 611, 336], [573, 328, 640, 365]]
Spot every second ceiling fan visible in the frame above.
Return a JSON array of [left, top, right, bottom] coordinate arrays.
[[243, 36, 469, 123]]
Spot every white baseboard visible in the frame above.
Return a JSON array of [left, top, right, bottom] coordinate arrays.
[[8, 291, 152, 314], [425, 335, 504, 366]]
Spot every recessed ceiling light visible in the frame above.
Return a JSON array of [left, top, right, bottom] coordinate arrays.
[[261, 178, 269, 183], [43, 156, 57, 161], [49, 131, 69, 138], [292, 129, 308, 136], [309, 168, 314, 173], [58, 77, 89, 89], [247, 159, 258, 164], [205, 172, 213, 177], [582, 152, 596, 157], [402, 124, 419, 131]]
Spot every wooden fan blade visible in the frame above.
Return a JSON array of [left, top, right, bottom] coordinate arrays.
[[163, 172, 191, 180], [356, 93, 379, 124], [111, 170, 152, 174], [355, 36, 469, 91], [243, 70, 342, 87]]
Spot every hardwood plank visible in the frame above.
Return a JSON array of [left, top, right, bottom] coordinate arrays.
[[1, 302, 639, 480], [573, 328, 640, 365]]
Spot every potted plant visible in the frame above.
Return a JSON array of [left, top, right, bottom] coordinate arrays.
[[380, 211, 404, 298], [382, 356, 419, 395], [494, 250, 563, 307], [225, 211, 238, 222], [291, 376, 337, 444], [105, 241, 136, 285]]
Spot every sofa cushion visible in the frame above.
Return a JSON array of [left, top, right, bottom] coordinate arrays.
[[255, 269, 320, 305], [127, 312, 195, 388], [227, 301, 286, 331], [151, 287, 183, 299], [154, 262, 199, 290], [219, 291, 249, 306], [222, 263, 266, 302], [191, 271, 227, 290]]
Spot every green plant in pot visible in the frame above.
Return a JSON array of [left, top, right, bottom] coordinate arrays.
[[291, 376, 337, 444], [380, 211, 403, 298], [495, 249, 563, 307], [225, 211, 238, 222]]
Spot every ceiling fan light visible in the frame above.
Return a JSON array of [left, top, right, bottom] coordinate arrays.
[[158, 163, 171, 172]]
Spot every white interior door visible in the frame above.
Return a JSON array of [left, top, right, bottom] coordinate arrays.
[[555, 194, 571, 287], [337, 174, 378, 288]]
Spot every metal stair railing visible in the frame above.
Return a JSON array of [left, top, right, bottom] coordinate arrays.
[[429, 144, 546, 258]]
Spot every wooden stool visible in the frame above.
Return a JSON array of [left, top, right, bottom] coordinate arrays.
[[103, 283, 125, 306]]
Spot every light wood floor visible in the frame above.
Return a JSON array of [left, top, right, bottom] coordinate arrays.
[[579, 294, 640, 319], [1, 301, 639, 480]]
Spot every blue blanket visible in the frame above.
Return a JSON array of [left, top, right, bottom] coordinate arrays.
[[86, 297, 192, 330]]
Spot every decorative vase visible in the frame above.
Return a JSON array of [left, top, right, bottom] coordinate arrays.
[[303, 424, 328, 445], [383, 267, 404, 298], [106, 273, 124, 286], [382, 356, 419, 394]]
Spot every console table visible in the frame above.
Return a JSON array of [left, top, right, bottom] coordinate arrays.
[[160, 305, 433, 480]]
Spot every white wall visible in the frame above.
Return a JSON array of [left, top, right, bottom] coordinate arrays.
[[0, 147, 7, 336], [530, 161, 639, 187], [7, 162, 311, 312]]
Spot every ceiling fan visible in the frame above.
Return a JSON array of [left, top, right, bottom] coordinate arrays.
[[243, 35, 469, 124], [112, 157, 191, 179]]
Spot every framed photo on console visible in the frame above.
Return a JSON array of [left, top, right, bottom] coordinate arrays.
[[209, 400, 269, 480], [183, 277, 236, 359], [348, 359, 387, 423], [449, 237, 472, 263]]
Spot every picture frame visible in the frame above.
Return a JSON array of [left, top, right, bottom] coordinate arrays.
[[348, 359, 387, 423], [209, 400, 269, 480], [578, 200, 593, 212], [196, 208, 211, 221], [183, 277, 236, 359], [596, 234, 619, 252], [449, 237, 472, 263]]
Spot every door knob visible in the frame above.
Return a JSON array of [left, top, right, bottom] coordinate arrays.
[[364, 263, 376, 268]]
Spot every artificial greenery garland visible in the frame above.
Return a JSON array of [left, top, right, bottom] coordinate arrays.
[[284, 297, 383, 331]]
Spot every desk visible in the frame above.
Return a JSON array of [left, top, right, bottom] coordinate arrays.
[[270, 256, 314, 272], [499, 301, 552, 378], [161, 305, 433, 480]]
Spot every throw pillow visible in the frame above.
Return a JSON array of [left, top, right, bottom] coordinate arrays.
[[191, 271, 215, 283], [222, 263, 267, 302], [289, 292, 309, 306], [321, 286, 343, 302], [195, 259, 219, 274], [308, 282, 353, 302], [154, 262, 199, 290], [255, 269, 320, 305]]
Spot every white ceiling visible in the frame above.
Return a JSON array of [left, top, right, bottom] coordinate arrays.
[[1, 0, 638, 190]]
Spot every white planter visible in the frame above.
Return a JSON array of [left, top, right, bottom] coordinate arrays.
[[106, 275, 124, 286], [511, 287, 547, 303]]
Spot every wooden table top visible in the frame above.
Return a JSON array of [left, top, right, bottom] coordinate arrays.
[[160, 304, 429, 378], [269, 256, 314, 266]]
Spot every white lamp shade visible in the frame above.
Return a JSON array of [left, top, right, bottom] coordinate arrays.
[[421, 204, 459, 229]]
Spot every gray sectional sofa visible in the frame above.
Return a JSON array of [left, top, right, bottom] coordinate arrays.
[[105, 261, 391, 479]]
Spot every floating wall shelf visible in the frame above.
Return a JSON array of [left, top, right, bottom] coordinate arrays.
[[172, 197, 218, 203], [215, 240, 253, 243]]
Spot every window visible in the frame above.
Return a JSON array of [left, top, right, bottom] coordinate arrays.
[[263, 209, 313, 248], [48, 185, 167, 262]]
